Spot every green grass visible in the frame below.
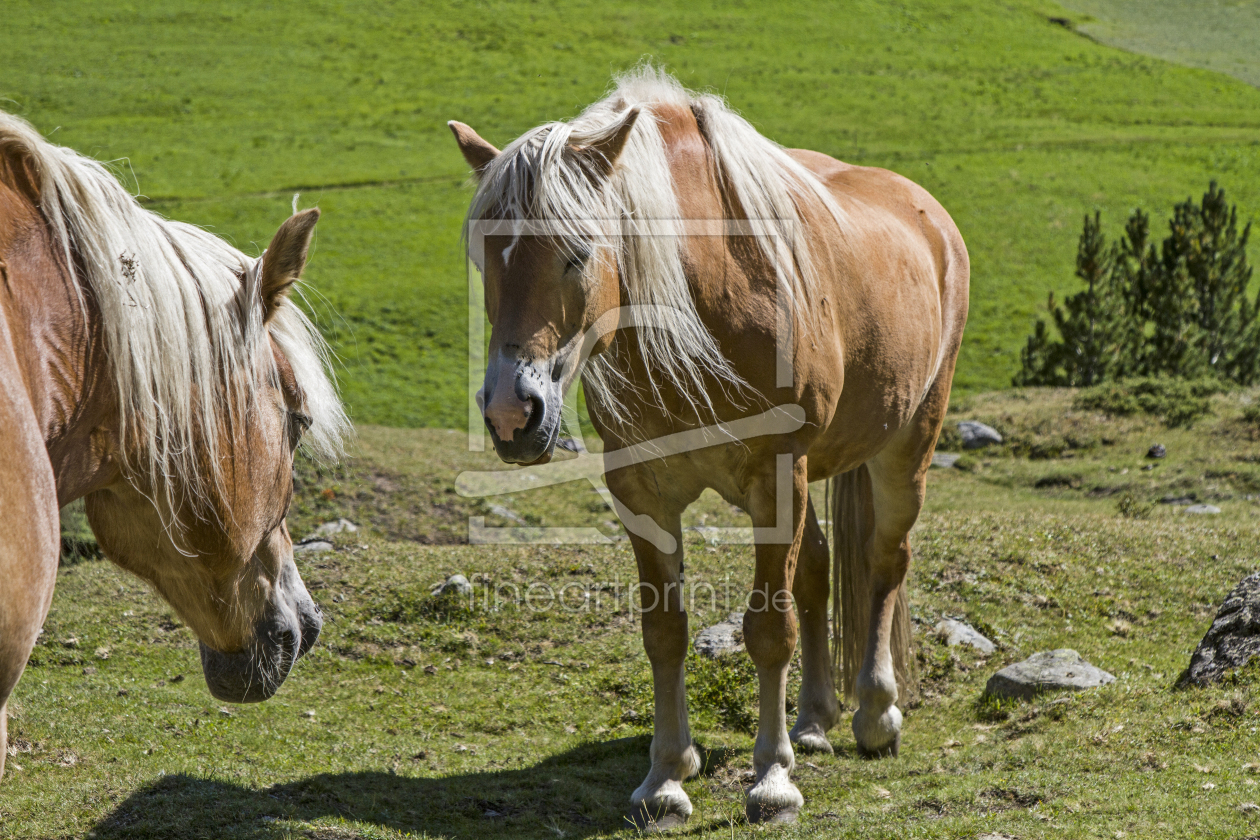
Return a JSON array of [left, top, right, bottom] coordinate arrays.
[[5, 1, 1260, 424], [1057, 0, 1260, 90], [17, 404, 1260, 837]]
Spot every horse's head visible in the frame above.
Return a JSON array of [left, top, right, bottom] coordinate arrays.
[[85, 210, 340, 703], [450, 111, 639, 464]]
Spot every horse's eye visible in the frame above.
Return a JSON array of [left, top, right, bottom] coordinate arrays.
[[287, 410, 313, 443], [566, 245, 592, 273]]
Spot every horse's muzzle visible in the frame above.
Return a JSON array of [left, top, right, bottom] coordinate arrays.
[[482, 359, 563, 464], [199, 561, 322, 703]]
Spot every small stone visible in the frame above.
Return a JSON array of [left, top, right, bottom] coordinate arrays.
[[94, 646, 111, 660], [431, 574, 474, 598], [1147, 443, 1167, 459], [488, 504, 526, 525], [1180, 572, 1260, 686], [958, 421, 1003, 450], [293, 539, 334, 554], [694, 612, 744, 657], [62, 636, 79, 649], [1185, 505, 1221, 515], [935, 618, 996, 654], [303, 710, 316, 718], [984, 649, 1115, 701], [81, 667, 96, 676], [931, 452, 962, 469], [311, 518, 358, 538]]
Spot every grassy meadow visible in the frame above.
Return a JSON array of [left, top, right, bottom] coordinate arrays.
[[13, 396, 1260, 838], [5, 0, 1260, 423], [9, 2, 1260, 838]]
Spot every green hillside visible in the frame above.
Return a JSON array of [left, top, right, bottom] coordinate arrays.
[[1058, 0, 1260, 90], [4, 0, 1259, 427]]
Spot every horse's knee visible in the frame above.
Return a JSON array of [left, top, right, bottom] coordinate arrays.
[[641, 606, 688, 664], [743, 604, 796, 668]]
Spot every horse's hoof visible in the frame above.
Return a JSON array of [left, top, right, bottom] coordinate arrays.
[[628, 777, 692, 833], [856, 731, 901, 759], [627, 803, 689, 832], [744, 764, 804, 825], [852, 704, 902, 758], [745, 800, 801, 824], [789, 722, 835, 755]]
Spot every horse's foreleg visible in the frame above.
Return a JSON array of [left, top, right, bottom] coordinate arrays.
[[744, 454, 808, 824], [615, 480, 696, 830], [789, 495, 837, 753], [0, 410, 60, 781]]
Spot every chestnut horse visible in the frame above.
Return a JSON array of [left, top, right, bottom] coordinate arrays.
[[451, 68, 968, 826], [0, 113, 347, 778]]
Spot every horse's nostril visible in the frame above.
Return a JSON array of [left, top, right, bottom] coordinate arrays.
[[521, 393, 545, 435]]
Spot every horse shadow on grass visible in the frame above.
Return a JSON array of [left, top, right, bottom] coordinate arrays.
[[90, 736, 752, 839]]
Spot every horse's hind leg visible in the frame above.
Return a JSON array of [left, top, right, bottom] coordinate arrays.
[[743, 453, 808, 823], [849, 389, 949, 757], [788, 494, 837, 753]]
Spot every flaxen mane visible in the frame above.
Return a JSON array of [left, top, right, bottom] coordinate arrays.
[[0, 112, 347, 517], [464, 66, 847, 424]]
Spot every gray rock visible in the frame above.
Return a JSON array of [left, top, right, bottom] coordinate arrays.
[[695, 613, 744, 657], [1180, 572, 1260, 686], [958, 421, 1003, 450], [431, 574, 474, 598], [931, 452, 962, 469], [293, 539, 334, 554], [1147, 443, 1167, 459], [935, 618, 996, 654], [312, 518, 358, 537], [1185, 504, 1221, 515], [985, 649, 1115, 701]]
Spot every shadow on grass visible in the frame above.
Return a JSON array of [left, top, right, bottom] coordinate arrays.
[[90, 736, 748, 840]]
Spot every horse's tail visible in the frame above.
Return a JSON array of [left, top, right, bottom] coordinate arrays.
[[831, 465, 916, 704]]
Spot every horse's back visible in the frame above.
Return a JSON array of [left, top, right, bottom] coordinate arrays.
[[788, 149, 970, 473]]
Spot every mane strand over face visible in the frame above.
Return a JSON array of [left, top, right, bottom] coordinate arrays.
[[463, 66, 847, 430], [0, 111, 348, 520]]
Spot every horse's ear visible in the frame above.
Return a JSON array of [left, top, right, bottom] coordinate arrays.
[[448, 121, 499, 176], [575, 107, 640, 177], [259, 208, 319, 322]]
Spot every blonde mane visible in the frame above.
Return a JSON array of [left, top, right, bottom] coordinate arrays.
[[0, 112, 347, 517], [465, 66, 846, 425]]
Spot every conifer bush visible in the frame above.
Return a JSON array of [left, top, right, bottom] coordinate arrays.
[[1015, 182, 1255, 387]]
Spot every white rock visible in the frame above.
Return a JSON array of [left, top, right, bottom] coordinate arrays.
[[431, 574, 474, 598], [312, 518, 358, 537], [985, 649, 1115, 700], [935, 618, 996, 654], [293, 539, 333, 554], [695, 613, 744, 657], [1185, 504, 1222, 515], [931, 452, 962, 469], [958, 421, 1003, 449]]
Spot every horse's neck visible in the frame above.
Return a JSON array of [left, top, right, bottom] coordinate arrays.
[[0, 188, 116, 503]]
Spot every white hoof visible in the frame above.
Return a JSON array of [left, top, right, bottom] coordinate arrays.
[[630, 778, 692, 830], [789, 720, 834, 754], [852, 704, 903, 758], [745, 764, 803, 824]]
